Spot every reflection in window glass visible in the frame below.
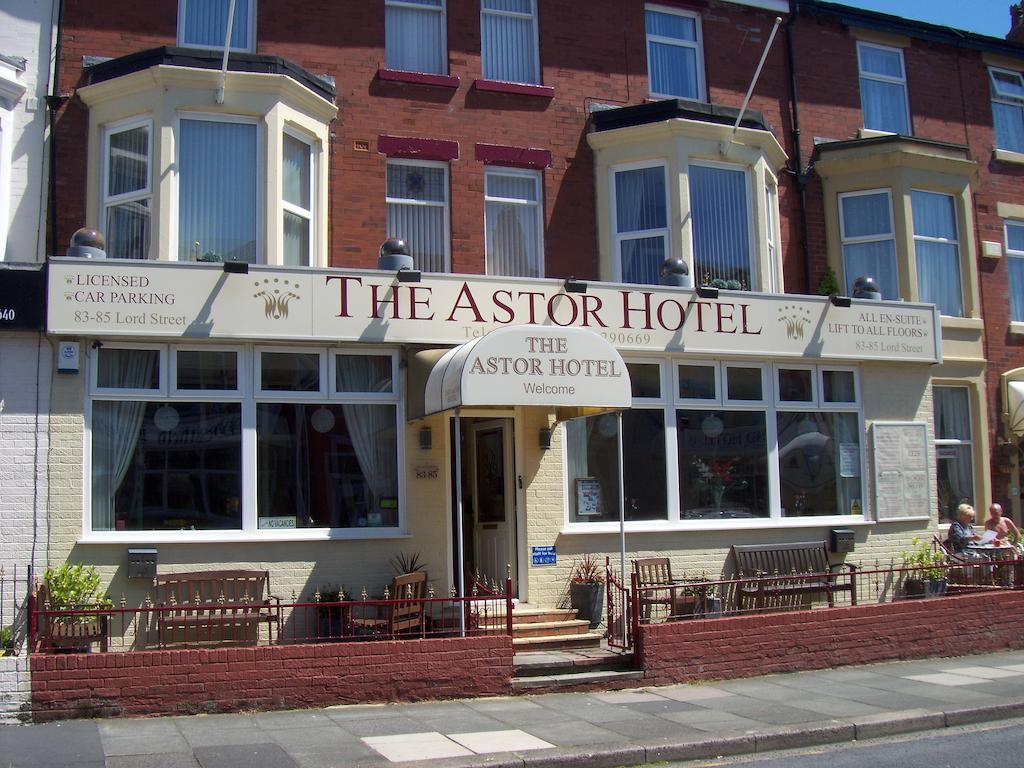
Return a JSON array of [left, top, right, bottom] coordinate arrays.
[[176, 350, 238, 391], [777, 412, 861, 517], [97, 348, 160, 390], [823, 370, 856, 403], [261, 352, 320, 392], [778, 369, 813, 402], [627, 363, 661, 398], [257, 403, 398, 529], [839, 191, 899, 300], [677, 410, 767, 519], [726, 367, 762, 401], [565, 410, 666, 522], [335, 355, 393, 393], [91, 401, 242, 531], [679, 365, 716, 400], [614, 165, 668, 285]]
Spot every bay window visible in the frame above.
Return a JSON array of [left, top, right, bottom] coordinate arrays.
[[178, 0, 255, 52], [386, 160, 449, 272], [565, 359, 865, 527], [386, 0, 446, 75], [88, 345, 402, 539], [484, 168, 543, 278], [990, 67, 1024, 154], [612, 163, 669, 284], [857, 41, 910, 135], [103, 120, 152, 260], [481, 0, 539, 85], [933, 385, 974, 523], [689, 163, 753, 289], [645, 4, 704, 101], [838, 190, 899, 300], [912, 189, 962, 317]]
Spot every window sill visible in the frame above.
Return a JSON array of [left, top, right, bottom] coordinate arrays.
[[561, 516, 875, 535], [377, 68, 460, 89], [78, 529, 413, 544], [474, 79, 554, 98], [940, 316, 984, 331], [1010, 322, 1024, 336], [993, 148, 1024, 165], [858, 128, 902, 139]]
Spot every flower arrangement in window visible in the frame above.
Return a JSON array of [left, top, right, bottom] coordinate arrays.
[[692, 457, 749, 513]]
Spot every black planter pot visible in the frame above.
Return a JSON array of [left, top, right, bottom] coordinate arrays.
[[903, 577, 948, 599], [569, 582, 605, 629]]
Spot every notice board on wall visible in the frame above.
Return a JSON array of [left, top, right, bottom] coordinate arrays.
[[871, 422, 931, 521]]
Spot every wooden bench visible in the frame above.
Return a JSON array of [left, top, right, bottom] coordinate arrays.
[[730, 541, 857, 612], [153, 570, 281, 647]]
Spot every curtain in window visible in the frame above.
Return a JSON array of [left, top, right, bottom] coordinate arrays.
[[1008, 224, 1024, 322], [912, 190, 962, 317], [485, 172, 540, 277], [645, 10, 698, 98], [178, 119, 257, 262], [336, 358, 398, 506], [385, 0, 445, 74], [934, 387, 973, 521], [181, 0, 250, 48], [386, 163, 447, 272], [91, 353, 156, 530], [615, 166, 666, 284], [689, 165, 751, 288], [282, 134, 311, 266], [859, 46, 908, 134], [481, 0, 538, 84], [994, 102, 1024, 153], [840, 193, 898, 299], [105, 125, 150, 259]]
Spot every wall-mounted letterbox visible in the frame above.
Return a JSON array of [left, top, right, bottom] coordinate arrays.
[[830, 529, 855, 554], [127, 548, 158, 579]]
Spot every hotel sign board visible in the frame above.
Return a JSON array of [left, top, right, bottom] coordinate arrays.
[[47, 259, 942, 363], [0, 264, 46, 331]]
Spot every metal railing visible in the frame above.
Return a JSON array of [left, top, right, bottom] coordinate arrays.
[[604, 557, 635, 652], [0, 564, 31, 657], [29, 579, 514, 654]]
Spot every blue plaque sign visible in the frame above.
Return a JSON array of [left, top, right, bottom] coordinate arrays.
[[531, 545, 556, 566]]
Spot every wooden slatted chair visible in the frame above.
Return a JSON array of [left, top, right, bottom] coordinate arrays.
[[633, 557, 686, 620], [351, 571, 428, 638]]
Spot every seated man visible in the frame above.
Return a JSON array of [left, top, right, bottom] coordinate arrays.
[[985, 502, 1021, 544], [946, 503, 982, 555]]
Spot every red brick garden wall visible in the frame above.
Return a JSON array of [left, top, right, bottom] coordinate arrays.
[[30, 636, 513, 721], [639, 591, 1024, 686]]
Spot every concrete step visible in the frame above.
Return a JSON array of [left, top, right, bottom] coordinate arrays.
[[514, 648, 634, 678], [482, 619, 593, 638], [511, 632, 604, 652], [512, 668, 645, 693], [509, 608, 580, 624]]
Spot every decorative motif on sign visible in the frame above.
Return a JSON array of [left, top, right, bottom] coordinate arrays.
[[253, 278, 301, 319], [777, 305, 812, 340]]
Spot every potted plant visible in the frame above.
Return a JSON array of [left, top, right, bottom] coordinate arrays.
[[569, 554, 605, 629], [900, 538, 948, 599], [40, 563, 112, 651]]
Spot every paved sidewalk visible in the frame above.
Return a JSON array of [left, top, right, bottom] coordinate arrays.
[[6, 650, 1024, 768]]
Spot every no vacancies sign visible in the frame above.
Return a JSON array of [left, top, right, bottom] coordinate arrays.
[[47, 259, 941, 363]]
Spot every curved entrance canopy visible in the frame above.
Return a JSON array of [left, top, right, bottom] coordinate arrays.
[[1005, 372, 1024, 437], [419, 325, 632, 420]]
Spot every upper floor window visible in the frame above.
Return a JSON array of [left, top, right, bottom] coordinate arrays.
[[645, 5, 704, 101], [764, 176, 780, 292], [481, 0, 539, 85], [912, 189, 962, 317], [386, 159, 450, 272], [1006, 221, 1024, 322], [178, 116, 258, 263], [282, 131, 314, 267], [385, 0, 447, 75], [689, 163, 752, 288], [838, 189, 898, 300], [178, 0, 255, 52], [484, 168, 543, 278], [857, 42, 909, 135], [103, 119, 152, 260], [990, 67, 1024, 154], [612, 162, 669, 284]]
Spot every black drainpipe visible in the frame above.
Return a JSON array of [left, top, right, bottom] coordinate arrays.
[[785, 0, 813, 295]]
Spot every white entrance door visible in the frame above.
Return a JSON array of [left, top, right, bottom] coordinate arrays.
[[469, 419, 516, 592]]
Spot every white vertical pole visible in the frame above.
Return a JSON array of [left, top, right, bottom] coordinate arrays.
[[215, 0, 237, 104], [454, 415, 466, 636], [618, 411, 626, 587]]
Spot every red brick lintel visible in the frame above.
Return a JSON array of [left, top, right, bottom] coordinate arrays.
[[475, 143, 552, 169], [377, 68, 460, 89], [378, 135, 460, 161], [474, 79, 555, 98]]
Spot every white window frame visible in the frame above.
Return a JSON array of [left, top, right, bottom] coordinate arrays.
[[989, 67, 1024, 152], [857, 41, 910, 134], [255, 347, 328, 399], [911, 188, 962, 317], [723, 362, 768, 406], [774, 364, 817, 408], [91, 343, 166, 396], [102, 117, 153, 260], [385, 158, 451, 272], [177, 0, 256, 52], [173, 112, 263, 264], [610, 160, 670, 283], [933, 383, 974, 519], [480, 0, 540, 85], [483, 166, 544, 278], [676, 360, 721, 406], [281, 127, 315, 267], [385, 0, 448, 75], [170, 345, 246, 398], [820, 366, 861, 408], [644, 4, 706, 101], [330, 349, 399, 401], [1006, 220, 1024, 324], [765, 174, 780, 292], [687, 159, 757, 290], [838, 188, 899, 297]]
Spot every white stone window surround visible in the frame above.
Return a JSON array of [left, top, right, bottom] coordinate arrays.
[[0, 60, 27, 261], [561, 357, 867, 533], [81, 343, 407, 543], [78, 65, 335, 266]]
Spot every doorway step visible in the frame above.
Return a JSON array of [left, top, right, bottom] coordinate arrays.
[[483, 605, 603, 651], [512, 648, 642, 694]]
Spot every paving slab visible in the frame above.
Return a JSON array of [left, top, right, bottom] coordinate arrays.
[[0, 719, 105, 768], [106, 755, 201, 768], [194, 743, 300, 768], [102, 731, 193, 756]]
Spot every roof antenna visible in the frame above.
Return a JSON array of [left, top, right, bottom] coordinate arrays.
[[721, 16, 783, 157], [215, 0, 237, 105]]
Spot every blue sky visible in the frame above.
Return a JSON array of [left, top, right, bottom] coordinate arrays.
[[844, 1, 1013, 39]]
